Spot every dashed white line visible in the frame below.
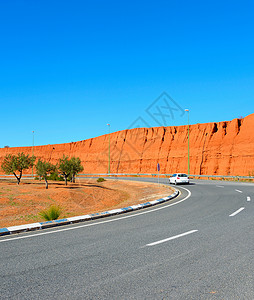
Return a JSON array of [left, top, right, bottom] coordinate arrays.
[[235, 189, 243, 193], [247, 196, 251, 202], [216, 185, 224, 188], [229, 207, 245, 217], [145, 230, 198, 247]]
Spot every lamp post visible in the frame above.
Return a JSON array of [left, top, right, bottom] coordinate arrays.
[[32, 131, 34, 178], [185, 109, 190, 175], [107, 124, 110, 174]]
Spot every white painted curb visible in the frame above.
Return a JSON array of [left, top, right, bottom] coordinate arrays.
[[0, 189, 179, 236]]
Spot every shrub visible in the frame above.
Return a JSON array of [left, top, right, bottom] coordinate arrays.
[[97, 177, 105, 182], [39, 205, 61, 221], [47, 172, 64, 181]]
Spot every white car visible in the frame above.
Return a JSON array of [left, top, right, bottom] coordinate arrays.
[[169, 173, 189, 185]]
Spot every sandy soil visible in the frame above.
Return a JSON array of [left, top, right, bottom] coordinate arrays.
[[0, 178, 174, 228]]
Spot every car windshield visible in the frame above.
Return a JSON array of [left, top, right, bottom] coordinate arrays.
[[178, 174, 188, 177]]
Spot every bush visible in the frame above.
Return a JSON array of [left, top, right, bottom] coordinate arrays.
[[47, 172, 64, 181], [39, 205, 61, 221], [97, 177, 105, 182]]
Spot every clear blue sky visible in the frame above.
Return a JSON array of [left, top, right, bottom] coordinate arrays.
[[0, 0, 253, 147]]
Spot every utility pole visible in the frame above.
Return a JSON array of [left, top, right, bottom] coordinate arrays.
[[32, 131, 34, 178], [107, 124, 110, 174], [185, 109, 190, 175]]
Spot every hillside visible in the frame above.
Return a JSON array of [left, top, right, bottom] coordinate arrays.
[[0, 113, 253, 176]]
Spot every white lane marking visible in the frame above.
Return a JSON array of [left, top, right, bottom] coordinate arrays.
[[0, 187, 192, 243], [229, 207, 245, 217], [216, 185, 224, 188], [235, 189, 243, 193], [247, 196, 251, 202], [146, 230, 198, 247]]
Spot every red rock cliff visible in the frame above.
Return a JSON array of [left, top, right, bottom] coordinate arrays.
[[0, 113, 253, 176]]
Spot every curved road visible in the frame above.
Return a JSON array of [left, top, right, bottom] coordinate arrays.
[[0, 178, 253, 299]]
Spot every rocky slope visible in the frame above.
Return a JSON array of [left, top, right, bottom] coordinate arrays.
[[0, 113, 253, 176]]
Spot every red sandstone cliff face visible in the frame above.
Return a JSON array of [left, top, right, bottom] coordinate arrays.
[[0, 113, 253, 176]]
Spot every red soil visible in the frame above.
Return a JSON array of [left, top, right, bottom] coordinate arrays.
[[0, 113, 253, 176], [0, 179, 173, 228]]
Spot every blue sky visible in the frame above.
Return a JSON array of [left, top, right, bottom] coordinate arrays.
[[0, 0, 253, 147]]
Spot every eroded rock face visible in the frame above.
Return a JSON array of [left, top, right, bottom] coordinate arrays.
[[0, 113, 253, 176]]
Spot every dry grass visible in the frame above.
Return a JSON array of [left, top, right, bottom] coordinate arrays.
[[0, 178, 174, 228]]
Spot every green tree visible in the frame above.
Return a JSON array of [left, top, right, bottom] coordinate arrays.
[[57, 155, 84, 185], [36, 159, 56, 189], [1, 152, 36, 185], [58, 155, 72, 186], [69, 157, 84, 183]]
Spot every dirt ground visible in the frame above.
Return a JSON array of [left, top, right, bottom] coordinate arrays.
[[0, 178, 174, 228]]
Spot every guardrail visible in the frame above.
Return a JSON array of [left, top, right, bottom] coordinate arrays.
[[189, 174, 254, 181], [76, 173, 254, 181], [0, 174, 33, 179], [0, 173, 253, 181]]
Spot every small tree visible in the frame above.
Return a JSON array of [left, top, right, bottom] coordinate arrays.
[[58, 155, 72, 186], [1, 152, 36, 185], [57, 155, 83, 185], [69, 157, 84, 183], [36, 159, 56, 189]]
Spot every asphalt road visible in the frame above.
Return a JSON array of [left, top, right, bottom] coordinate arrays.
[[0, 178, 253, 299]]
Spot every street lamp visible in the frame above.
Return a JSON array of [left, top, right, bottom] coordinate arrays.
[[32, 131, 34, 178], [107, 124, 110, 174], [185, 109, 190, 175]]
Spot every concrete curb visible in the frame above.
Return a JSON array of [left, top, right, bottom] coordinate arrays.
[[0, 189, 179, 237]]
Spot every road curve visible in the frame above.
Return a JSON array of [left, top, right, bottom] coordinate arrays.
[[0, 178, 253, 299]]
